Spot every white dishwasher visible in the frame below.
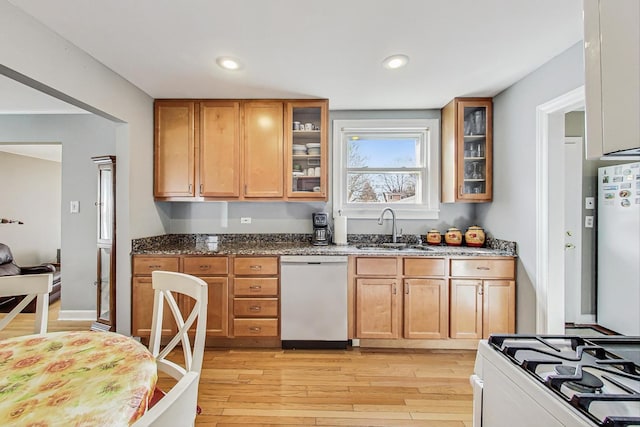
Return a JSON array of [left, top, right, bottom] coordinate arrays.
[[280, 255, 348, 349]]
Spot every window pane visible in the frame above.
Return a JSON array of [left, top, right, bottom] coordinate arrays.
[[347, 172, 418, 203], [347, 136, 420, 168]]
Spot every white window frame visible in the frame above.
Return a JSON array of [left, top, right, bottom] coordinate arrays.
[[332, 119, 440, 219]]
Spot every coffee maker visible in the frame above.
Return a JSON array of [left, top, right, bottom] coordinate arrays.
[[312, 212, 331, 245]]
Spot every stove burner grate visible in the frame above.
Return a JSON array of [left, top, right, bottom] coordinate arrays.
[[555, 365, 604, 394]]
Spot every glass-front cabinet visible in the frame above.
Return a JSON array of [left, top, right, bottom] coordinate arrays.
[[441, 98, 493, 203], [285, 100, 328, 200], [92, 155, 116, 331]]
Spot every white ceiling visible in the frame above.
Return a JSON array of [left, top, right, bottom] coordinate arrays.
[[6, 0, 584, 111]]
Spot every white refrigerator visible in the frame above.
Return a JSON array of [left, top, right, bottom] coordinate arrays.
[[597, 161, 640, 336]]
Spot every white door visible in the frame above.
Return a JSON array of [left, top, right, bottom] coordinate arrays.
[[564, 137, 583, 324]]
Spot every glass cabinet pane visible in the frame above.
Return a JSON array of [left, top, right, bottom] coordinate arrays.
[[461, 106, 487, 196], [291, 106, 322, 194], [97, 247, 111, 322]]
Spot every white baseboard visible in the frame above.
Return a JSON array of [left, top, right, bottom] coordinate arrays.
[[57, 310, 96, 321]]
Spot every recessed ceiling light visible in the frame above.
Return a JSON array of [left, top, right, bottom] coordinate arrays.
[[216, 56, 242, 71], [382, 54, 409, 70]]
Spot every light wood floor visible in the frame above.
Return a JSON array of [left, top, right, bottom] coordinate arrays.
[[1, 302, 476, 426]]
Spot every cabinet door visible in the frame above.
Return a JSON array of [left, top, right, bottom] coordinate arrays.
[[243, 101, 284, 198], [482, 280, 515, 339], [154, 101, 196, 197], [449, 279, 482, 339], [132, 277, 176, 339], [456, 99, 492, 201], [356, 278, 398, 339], [200, 101, 241, 197], [285, 100, 328, 200], [404, 279, 448, 339], [182, 276, 229, 337]]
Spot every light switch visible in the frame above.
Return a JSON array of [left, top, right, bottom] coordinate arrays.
[[70, 201, 80, 213], [585, 197, 595, 210], [585, 216, 594, 228]]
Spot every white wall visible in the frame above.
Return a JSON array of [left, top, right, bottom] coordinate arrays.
[[0, 114, 117, 313], [0, 151, 61, 265], [1, 0, 163, 334], [476, 42, 585, 333]]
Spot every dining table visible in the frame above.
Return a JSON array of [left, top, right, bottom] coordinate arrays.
[[0, 330, 157, 426]]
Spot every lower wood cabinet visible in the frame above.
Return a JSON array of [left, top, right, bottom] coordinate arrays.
[[352, 256, 515, 342], [132, 255, 230, 339], [449, 257, 516, 339], [353, 257, 449, 340], [232, 256, 280, 337]]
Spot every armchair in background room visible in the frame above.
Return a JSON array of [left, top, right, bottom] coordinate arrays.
[[0, 243, 61, 313]]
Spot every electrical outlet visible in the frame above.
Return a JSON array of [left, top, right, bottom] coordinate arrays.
[[240, 217, 252, 224], [585, 197, 595, 210], [70, 201, 80, 213], [585, 216, 594, 228]]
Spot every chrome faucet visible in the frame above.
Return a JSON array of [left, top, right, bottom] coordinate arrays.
[[377, 208, 398, 243]]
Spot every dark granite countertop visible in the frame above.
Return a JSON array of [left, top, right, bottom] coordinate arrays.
[[132, 234, 517, 257]]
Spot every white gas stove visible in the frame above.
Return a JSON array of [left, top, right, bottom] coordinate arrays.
[[472, 335, 640, 427]]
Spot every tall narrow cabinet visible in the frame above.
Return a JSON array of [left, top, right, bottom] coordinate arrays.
[[92, 156, 116, 331], [441, 98, 493, 202]]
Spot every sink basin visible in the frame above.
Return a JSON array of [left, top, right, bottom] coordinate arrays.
[[355, 244, 435, 252]]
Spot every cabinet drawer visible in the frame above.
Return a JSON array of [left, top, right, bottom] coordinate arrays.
[[355, 257, 397, 276], [233, 318, 278, 337], [234, 278, 279, 296], [133, 257, 180, 275], [403, 258, 445, 277], [234, 257, 278, 275], [234, 298, 278, 317], [450, 258, 515, 279], [183, 256, 228, 275]]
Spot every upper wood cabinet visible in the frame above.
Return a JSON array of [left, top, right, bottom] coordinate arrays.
[[154, 100, 240, 200], [243, 101, 284, 198], [200, 101, 241, 198], [441, 97, 493, 203], [154, 99, 328, 201], [285, 100, 328, 200], [154, 101, 195, 197]]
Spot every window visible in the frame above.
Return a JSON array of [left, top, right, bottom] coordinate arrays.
[[332, 119, 440, 219]]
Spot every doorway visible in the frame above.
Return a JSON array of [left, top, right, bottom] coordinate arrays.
[[535, 86, 585, 334], [563, 136, 583, 324]]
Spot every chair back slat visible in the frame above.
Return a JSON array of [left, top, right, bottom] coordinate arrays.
[[0, 273, 53, 334]]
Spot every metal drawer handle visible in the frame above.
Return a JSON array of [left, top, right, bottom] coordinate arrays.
[[148, 264, 161, 269], [249, 265, 262, 270], [476, 266, 490, 270], [249, 306, 262, 311], [249, 285, 262, 291], [249, 327, 262, 332], [199, 265, 210, 269]]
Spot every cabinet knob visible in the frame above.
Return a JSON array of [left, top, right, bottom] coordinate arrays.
[[249, 285, 262, 291], [250, 265, 262, 271], [478, 285, 484, 295], [249, 327, 262, 333], [249, 306, 262, 312]]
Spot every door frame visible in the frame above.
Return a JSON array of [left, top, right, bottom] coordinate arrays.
[[535, 86, 585, 334]]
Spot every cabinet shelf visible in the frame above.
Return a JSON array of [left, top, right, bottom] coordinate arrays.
[[292, 154, 321, 159], [463, 134, 487, 140], [463, 156, 486, 160], [464, 179, 486, 182], [294, 176, 321, 180]]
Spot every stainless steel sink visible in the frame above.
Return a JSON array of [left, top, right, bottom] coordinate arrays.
[[355, 243, 435, 252]]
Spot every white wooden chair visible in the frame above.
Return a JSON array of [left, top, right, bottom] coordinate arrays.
[[0, 273, 52, 334], [132, 371, 200, 427], [145, 271, 208, 425]]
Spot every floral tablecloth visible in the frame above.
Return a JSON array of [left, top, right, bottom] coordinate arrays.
[[0, 330, 157, 426]]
